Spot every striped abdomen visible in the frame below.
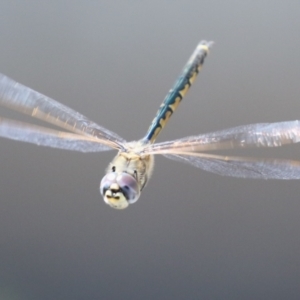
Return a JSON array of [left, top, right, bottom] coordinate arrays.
[[143, 41, 213, 143]]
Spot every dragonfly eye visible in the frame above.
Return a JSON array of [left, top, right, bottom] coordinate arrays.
[[100, 172, 140, 209]]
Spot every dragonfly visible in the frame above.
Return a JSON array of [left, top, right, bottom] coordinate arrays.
[[1, 41, 300, 209]]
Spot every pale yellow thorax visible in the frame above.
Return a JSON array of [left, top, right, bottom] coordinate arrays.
[[107, 141, 154, 190]]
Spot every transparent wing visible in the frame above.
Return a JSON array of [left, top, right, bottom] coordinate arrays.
[[0, 117, 113, 152], [0, 73, 125, 150], [164, 152, 300, 179], [143, 121, 300, 155]]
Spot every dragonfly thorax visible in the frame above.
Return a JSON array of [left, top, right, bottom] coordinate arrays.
[[100, 149, 154, 209]]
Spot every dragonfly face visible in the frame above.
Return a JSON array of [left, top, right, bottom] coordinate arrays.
[[100, 149, 154, 209], [100, 172, 140, 209]]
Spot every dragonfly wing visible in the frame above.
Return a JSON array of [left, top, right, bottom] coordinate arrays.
[[0, 73, 125, 149], [145, 121, 300, 154], [164, 152, 300, 179], [0, 117, 114, 152]]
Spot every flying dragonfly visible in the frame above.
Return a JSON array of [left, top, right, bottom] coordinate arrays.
[[1, 41, 300, 209]]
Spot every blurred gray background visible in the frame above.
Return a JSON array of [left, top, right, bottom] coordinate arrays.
[[0, 1, 300, 299]]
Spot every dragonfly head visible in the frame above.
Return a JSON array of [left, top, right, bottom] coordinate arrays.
[[100, 172, 140, 209]]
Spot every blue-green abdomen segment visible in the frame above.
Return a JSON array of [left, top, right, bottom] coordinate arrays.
[[143, 41, 213, 143]]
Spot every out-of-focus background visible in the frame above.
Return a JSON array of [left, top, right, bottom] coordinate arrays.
[[0, 1, 300, 299]]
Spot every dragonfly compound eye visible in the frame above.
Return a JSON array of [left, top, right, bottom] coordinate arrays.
[[100, 172, 140, 209]]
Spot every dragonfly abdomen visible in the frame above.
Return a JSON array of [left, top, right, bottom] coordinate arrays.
[[143, 41, 213, 144]]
